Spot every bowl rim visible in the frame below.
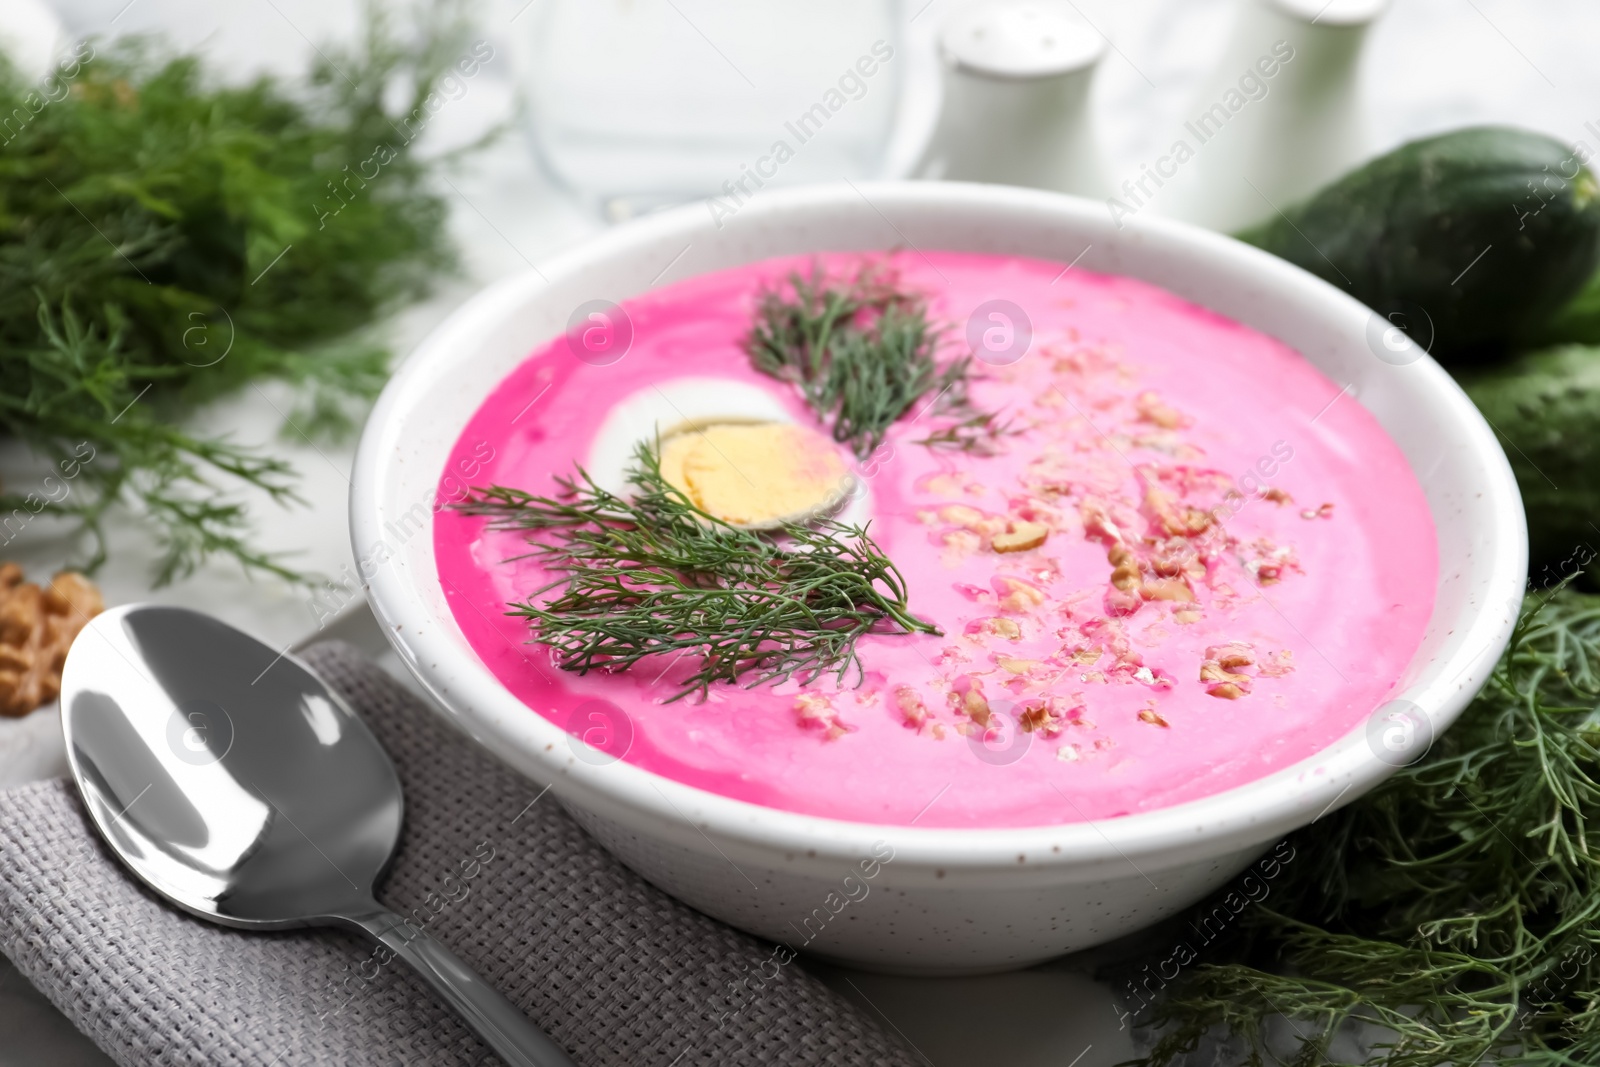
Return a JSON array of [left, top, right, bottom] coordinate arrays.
[[352, 181, 1526, 872]]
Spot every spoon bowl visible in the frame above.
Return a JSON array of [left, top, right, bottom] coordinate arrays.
[[61, 605, 573, 1067], [64, 605, 400, 927]]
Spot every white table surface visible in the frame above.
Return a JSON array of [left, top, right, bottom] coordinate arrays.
[[0, 0, 1593, 1063]]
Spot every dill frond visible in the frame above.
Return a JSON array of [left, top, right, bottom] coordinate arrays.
[[913, 410, 1020, 455], [744, 266, 1003, 459], [456, 442, 942, 703], [0, 2, 470, 583], [1132, 588, 1600, 1067]]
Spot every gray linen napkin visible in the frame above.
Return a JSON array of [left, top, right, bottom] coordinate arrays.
[[0, 642, 919, 1066]]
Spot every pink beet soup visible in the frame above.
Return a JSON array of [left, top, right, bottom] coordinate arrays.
[[433, 251, 1436, 829]]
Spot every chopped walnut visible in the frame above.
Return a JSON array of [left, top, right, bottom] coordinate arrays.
[[1107, 542, 1141, 592], [992, 576, 1046, 613], [1200, 641, 1257, 699], [1258, 649, 1296, 678], [940, 528, 983, 565], [1245, 543, 1298, 586], [1105, 584, 1142, 618], [1017, 703, 1047, 733], [1018, 699, 1071, 736], [992, 521, 1050, 554], [1104, 540, 1148, 615], [795, 693, 852, 740], [1249, 561, 1282, 585], [1140, 578, 1195, 603], [940, 504, 1007, 540], [795, 693, 831, 724], [949, 676, 991, 727], [1149, 539, 1204, 580], [965, 617, 1022, 642], [893, 686, 929, 730], [1143, 486, 1213, 538], [0, 565, 104, 717], [1079, 499, 1125, 544], [1205, 642, 1256, 671], [1262, 487, 1292, 505], [939, 503, 985, 527], [1134, 391, 1188, 429], [1138, 707, 1170, 727], [1200, 661, 1251, 688]]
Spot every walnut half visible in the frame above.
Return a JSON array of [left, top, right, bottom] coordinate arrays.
[[0, 564, 104, 717], [991, 521, 1050, 554]]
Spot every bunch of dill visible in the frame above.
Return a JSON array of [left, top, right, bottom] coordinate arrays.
[[0, 3, 469, 584], [746, 267, 994, 460], [455, 443, 940, 703], [1134, 589, 1600, 1067]]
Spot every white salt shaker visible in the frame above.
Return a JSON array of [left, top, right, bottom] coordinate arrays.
[[916, 0, 1108, 197], [1159, 0, 1389, 231]]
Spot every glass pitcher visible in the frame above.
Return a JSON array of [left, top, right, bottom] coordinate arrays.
[[514, 0, 904, 220]]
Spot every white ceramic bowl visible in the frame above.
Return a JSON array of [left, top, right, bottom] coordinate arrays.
[[352, 183, 1526, 974]]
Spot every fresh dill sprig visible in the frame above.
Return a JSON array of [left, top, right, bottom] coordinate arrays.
[[913, 410, 1020, 455], [1132, 587, 1600, 1067], [745, 267, 995, 459], [0, 3, 471, 584], [455, 442, 941, 703]]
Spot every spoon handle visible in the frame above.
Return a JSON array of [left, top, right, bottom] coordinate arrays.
[[340, 903, 577, 1067]]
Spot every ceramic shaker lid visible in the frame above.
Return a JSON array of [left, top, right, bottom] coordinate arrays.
[[939, 0, 1105, 79]]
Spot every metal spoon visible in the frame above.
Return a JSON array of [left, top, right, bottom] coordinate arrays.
[[59, 605, 575, 1067]]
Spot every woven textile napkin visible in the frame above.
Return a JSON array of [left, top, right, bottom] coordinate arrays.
[[0, 642, 918, 1066]]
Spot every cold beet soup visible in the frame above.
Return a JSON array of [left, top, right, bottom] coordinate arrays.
[[433, 251, 1436, 829]]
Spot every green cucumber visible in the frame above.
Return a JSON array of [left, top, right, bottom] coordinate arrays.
[[1536, 264, 1600, 346], [1458, 345, 1600, 587], [1237, 126, 1600, 362]]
